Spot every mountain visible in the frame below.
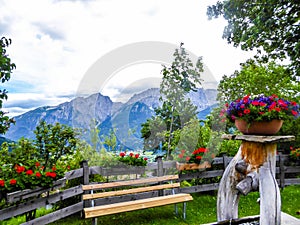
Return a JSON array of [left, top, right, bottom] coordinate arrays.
[[4, 88, 218, 149]]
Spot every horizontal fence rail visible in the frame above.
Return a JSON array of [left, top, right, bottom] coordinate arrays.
[[0, 154, 299, 224]]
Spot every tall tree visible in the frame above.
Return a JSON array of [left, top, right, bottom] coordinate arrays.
[[207, 0, 300, 78], [0, 37, 16, 134], [141, 43, 204, 158]]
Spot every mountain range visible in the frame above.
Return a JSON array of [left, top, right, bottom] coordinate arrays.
[[3, 88, 218, 149]]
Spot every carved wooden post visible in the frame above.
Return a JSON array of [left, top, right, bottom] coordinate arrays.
[[217, 135, 295, 225]]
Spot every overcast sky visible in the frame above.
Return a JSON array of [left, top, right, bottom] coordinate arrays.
[[1, 0, 254, 117]]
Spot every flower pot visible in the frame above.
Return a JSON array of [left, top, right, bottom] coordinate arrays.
[[176, 161, 211, 171], [235, 119, 283, 135]]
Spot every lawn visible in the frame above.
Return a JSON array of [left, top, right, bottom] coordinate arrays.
[[1, 185, 299, 225], [50, 185, 299, 225]]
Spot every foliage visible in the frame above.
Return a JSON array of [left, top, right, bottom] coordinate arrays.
[[217, 60, 300, 103], [0, 37, 16, 134], [141, 43, 204, 159], [207, 1, 300, 78], [118, 152, 148, 167], [34, 120, 79, 170], [222, 94, 300, 124], [290, 146, 300, 160], [0, 121, 79, 194]]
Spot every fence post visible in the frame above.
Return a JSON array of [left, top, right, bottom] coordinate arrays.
[[80, 160, 90, 210], [156, 156, 164, 176], [222, 154, 230, 169], [81, 160, 89, 186]]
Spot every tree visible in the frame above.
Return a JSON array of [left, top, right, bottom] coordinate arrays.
[[0, 37, 16, 134], [207, 0, 300, 78], [217, 59, 299, 102], [141, 43, 204, 158], [34, 120, 80, 170]]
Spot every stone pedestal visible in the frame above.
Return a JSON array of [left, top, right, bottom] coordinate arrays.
[[217, 135, 295, 225]]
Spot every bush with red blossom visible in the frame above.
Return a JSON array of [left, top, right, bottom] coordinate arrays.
[[117, 152, 148, 167]]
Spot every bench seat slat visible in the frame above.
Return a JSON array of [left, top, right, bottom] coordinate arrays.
[[82, 175, 179, 191], [84, 193, 193, 218], [83, 183, 180, 200]]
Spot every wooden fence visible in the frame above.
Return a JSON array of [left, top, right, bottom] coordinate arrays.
[[0, 154, 299, 225]]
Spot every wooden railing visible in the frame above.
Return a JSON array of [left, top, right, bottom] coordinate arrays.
[[0, 154, 299, 224]]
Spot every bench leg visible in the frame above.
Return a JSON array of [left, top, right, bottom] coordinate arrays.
[[174, 203, 178, 216], [92, 218, 97, 225], [183, 202, 187, 220]]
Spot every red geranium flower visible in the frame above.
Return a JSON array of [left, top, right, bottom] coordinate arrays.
[[15, 165, 25, 174], [26, 170, 33, 175], [35, 172, 42, 178], [10, 179, 17, 185], [119, 152, 125, 157], [0, 180, 5, 187]]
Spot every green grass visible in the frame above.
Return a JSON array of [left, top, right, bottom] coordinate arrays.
[[49, 185, 299, 225], [2, 185, 299, 225]]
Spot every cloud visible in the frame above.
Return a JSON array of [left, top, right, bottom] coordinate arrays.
[[3, 93, 72, 117], [33, 22, 65, 41], [1, 0, 254, 117]]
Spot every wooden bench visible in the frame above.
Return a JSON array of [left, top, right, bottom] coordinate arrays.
[[82, 174, 193, 224]]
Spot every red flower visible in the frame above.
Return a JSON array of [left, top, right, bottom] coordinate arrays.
[[52, 166, 56, 171], [259, 102, 266, 107], [10, 179, 17, 185], [35, 162, 41, 167], [46, 172, 57, 178], [67, 165, 71, 170], [0, 180, 5, 187], [185, 156, 190, 161], [291, 101, 297, 106], [119, 152, 126, 157], [292, 110, 298, 116], [129, 152, 134, 157], [275, 107, 281, 112], [15, 165, 25, 174], [178, 153, 184, 158], [26, 170, 33, 175], [144, 157, 148, 161], [196, 155, 202, 160], [251, 101, 260, 106], [244, 109, 251, 114], [135, 154, 140, 158], [35, 172, 42, 178]]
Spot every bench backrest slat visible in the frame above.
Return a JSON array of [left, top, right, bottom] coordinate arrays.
[[82, 174, 179, 191], [83, 182, 180, 200]]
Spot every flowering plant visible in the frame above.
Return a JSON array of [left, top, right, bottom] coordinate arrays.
[[178, 148, 213, 164], [290, 146, 300, 160], [0, 162, 69, 193], [118, 152, 148, 167], [222, 94, 299, 124]]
